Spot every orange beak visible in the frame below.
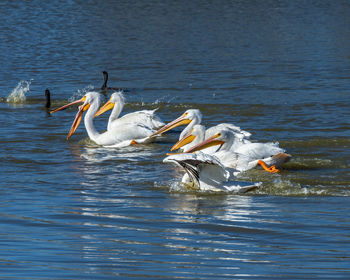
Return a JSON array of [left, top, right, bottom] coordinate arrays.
[[50, 96, 86, 114], [149, 113, 191, 138], [170, 132, 196, 151], [185, 133, 225, 153], [66, 103, 90, 140], [94, 98, 114, 118], [49, 96, 90, 140]]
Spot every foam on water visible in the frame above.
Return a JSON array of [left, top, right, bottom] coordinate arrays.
[[6, 80, 32, 103], [161, 174, 350, 197]]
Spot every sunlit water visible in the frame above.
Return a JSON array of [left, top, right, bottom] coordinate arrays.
[[1, 1, 350, 279]]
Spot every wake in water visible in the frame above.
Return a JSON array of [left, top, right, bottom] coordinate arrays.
[[155, 152, 350, 197], [6, 80, 32, 103], [157, 172, 350, 197], [159, 179, 260, 195]]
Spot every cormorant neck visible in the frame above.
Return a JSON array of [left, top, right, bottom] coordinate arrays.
[[102, 71, 108, 90], [45, 89, 51, 108]]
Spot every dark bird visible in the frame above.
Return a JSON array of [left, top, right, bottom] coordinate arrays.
[[101, 71, 129, 92], [45, 89, 51, 109]]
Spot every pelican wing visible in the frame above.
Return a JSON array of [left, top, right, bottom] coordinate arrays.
[[164, 152, 229, 190], [234, 142, 285, 161], [97, 122, 156, 147], [110, 109, 164, 132], [207, 123, 252, 139], [163, 152, 260, 193]]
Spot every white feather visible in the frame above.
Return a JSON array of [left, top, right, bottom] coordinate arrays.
[[164, 152, 260, 193]]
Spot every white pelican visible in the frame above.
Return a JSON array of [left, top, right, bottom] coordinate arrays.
[[183, 129, 291, 173], [150, 109, 203, 139], [149, 109, 251, 151], [94, 91, 164, 131], [51, 92, 158, 147], [170, 124, 250, 153], [164, 152, 261, 193]]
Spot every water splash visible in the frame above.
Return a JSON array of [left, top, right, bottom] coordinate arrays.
[[137, 94, 176, 107], [6, 80, 32, 103], [68, 85, 94, 102]]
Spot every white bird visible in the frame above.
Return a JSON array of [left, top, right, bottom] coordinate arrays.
[[151, 109, 202, 139], [51, 91, 158, 147], [94, 91, 164, 131], [170, 124, 250, 154], [164, 152, 261, 193], [183, 129, 291, 173], [150, 109, 251, 151]]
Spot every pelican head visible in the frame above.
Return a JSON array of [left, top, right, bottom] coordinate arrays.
[[51, 91, 101, 139], [185, 129, 234, 153], [94, 91, 125, 118], [170, 124, 206, 152], [150, 109, 202, 138]]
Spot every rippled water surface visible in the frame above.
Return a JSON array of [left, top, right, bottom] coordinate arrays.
[[1, 0, 350, 279]]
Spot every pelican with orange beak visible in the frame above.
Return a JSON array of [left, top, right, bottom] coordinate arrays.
[[170, 124, 249, 154], [164, 151, 261, 192], [51, 92, 158, 147], [149, 109, 251, 152], [182, 129, 291, 173], [94, 91, 164, 131], [149, 109, 202, 140]]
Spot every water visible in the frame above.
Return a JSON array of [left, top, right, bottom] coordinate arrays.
[[1, 0, 350, 278]]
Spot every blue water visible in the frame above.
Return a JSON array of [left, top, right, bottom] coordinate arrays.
[[1, 0, 350, 279]]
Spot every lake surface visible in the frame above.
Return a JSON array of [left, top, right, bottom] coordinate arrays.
[[1, 0, 350, 279]]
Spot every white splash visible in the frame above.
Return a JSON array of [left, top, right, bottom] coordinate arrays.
[[69, 85, 94, 102], [6, 80, 32, 103]]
